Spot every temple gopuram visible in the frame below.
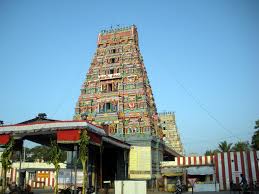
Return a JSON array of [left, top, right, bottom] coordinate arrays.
[[74, 25, 180, 185], [74, 25, 161, 138], [159, 112, 184, 155]]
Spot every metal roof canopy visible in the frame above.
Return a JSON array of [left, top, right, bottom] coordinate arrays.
[[0, 120, 130, 150], [0, 120, 106, 135]]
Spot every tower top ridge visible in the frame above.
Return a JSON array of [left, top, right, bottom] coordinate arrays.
[[99, 24, 136, 35], [158, 112, 175, 116], [97, 24, 138, 45]]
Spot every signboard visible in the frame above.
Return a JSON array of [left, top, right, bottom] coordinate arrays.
[[129, 146, 151, 179], [0, 134, 10, 145], [37, 172, 49, 179]]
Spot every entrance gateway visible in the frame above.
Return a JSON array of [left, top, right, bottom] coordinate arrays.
[[0, 114, 178, 191], [0, 114, 130, 191]]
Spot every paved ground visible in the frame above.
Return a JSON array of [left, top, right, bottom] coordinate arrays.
[[147, 192, 230, 194], [148, 191, 259, 194], [31, 190, 259, 194], [32, 189, 52, 194], [31, 189, 234, 194]]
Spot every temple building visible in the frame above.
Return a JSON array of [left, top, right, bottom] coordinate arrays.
[[74, 25, 161, 139], [74, 25, 179, 185], [159, 112, 184, 155]]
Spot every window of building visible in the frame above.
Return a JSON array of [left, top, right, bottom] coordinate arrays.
[[102, 82, 118, 93], [109, 69, 114, 74], [108, 83, 113, 92], [106, 103, 111, 111], [112, 49, 116, 53], [81, 89, 86, 95], [111, 58, 115, 63], [99, 102, 117, 113], [163, 127, 166, 130], [29, 172, 36, 180]]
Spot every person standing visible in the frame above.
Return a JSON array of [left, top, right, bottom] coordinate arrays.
[[175, 177, 182, 194], [240, 174, 248, 193]]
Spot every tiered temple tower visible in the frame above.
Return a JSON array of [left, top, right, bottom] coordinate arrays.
[[74, 25, 166, 182], [158, 112, 184, 155], [74, 25, 162, 140]]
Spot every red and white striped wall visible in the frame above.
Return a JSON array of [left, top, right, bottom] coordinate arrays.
[[5, 169, 56, 188], [170, 151, 259, 191], [176, 155, 214, 166], [28, 171, 56, 188], [6, 168, 17, 183], [215, 151, 259, 191]]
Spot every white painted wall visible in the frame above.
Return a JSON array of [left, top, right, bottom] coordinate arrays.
[[115, 180, 146, 194], [191, 183, 219, 192]]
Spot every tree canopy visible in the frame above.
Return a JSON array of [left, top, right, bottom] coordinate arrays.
[[218, 141, 233, 152], [24, 145, 66, 162], [204, 120, 259, 154], [1, 137, 14, 194], [49, 140, 63, 194], [204, 149, 219, 156], [232, 141, 250, 151], [79, 129, 90, 194], [252, 120, 259, 150]]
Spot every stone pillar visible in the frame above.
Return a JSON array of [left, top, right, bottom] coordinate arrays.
[[73, 145, 78, 194], [100, 143, 103, 189], [164, 176, 167, 191], [124, 149, 128, 180], [18, 140, 24, 188], [116, 149, 126, 180]]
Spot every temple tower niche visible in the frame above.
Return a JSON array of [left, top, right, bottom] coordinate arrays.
[[74, 25, 162, 141]]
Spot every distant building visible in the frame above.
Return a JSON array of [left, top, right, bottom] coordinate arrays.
[[0, 161, 66, 188], [158, 112, 184, 155]]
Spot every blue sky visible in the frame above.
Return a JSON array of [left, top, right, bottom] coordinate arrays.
[[0, 0, 258, 155]]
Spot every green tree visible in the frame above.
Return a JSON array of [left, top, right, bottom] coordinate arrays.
[[1, 137, 14, 194], [232, 141, 250, 151], [25, 146, 66, 162], [79, 129, 90, 194], [218, 141, 233, 152], [255, 120, 259, 129], [252, 120, 259, 150], [204, 149, 219, 156], [204, 150, 213, 156], [49, 140, 63, 194]]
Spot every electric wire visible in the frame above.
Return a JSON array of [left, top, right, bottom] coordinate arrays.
[[174, 78, 241, 141]]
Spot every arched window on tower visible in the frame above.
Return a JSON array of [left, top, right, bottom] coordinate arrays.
[[109, 69, 114, 74]]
